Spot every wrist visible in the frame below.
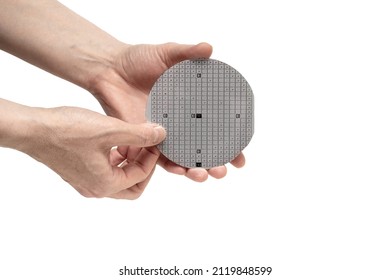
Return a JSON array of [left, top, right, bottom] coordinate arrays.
[[78, 40, 129, 92], [85, 42, 131, 119], [0, 99, 44, 152]]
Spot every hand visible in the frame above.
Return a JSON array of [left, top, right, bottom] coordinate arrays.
[[90, 43, 245, 182], [18, 106, 166, 199]]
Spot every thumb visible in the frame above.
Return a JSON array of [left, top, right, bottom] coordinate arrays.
[[161, 42, 213, 68], [115, 123, 166, 147]]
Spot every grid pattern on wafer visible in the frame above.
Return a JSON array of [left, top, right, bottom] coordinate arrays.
[[147, 59, 253, 169]]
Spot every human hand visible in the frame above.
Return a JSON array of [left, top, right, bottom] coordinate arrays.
[[0, 1, 245, 182], [90, 43, 245, 181], [15, 105, 166, 199]]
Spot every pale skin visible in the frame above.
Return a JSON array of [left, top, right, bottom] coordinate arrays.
[[0, 0, 245, 199]]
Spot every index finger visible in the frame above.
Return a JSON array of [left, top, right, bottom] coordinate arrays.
[[111, 146, 160, 194]]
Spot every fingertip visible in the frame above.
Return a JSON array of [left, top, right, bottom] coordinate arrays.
[[230, 153, 246, 168], [189, 42, 213, 59], [208, 165, 227, 179], [196, 42, 213, 58], [185, 168, 208, 182]]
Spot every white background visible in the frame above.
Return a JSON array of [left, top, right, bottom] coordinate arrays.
[[1, 0, 390, 279]]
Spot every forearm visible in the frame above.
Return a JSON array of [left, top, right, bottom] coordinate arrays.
[[0, 98, 40, 151], [0, 0, 126, 90]]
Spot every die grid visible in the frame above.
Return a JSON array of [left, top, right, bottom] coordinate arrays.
[[147, 59, 253, 169]]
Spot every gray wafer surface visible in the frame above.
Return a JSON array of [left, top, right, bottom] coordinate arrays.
[[146, 59, 254, 169]]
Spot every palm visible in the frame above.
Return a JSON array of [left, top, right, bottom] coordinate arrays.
[[94, 43, 245, 181], [96, 43, 202, 123]]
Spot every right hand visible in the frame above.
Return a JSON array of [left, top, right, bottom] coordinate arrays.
[[19, 106, 166, 199]]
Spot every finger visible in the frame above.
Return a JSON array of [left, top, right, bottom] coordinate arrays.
[[112, 122, 166, 148], [162, 42, 213, 68], [208, 165, 227, 179], [109, 166, 156, 200], [115, 146, 151, 168], [230, 152, 246, 168], [111, 147, 160, 193], [185, 168, 208, 182], [116, 145, 144, 163], [157, 154, 186, 175], [122, 146, 159, 181], [110, 147, 126, 166]]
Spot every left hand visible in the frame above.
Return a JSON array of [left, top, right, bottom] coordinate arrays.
[[90, 42, 245, 182]]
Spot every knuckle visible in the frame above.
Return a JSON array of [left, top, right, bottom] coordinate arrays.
[[90, 190, 107, 199], [77, 185, 109, 199], [77, 189, 95, 198], [128, 185, 144, 200]]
